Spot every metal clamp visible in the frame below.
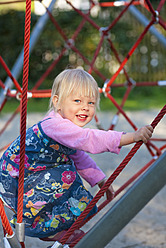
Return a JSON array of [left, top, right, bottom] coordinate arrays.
[[6, 232, 21, 248], [49, 241, 70, 248], [3, 237, 11, 248], [16, 91, 33, 101], [154, 10, 159, 24], [64, 39, 75, 50], [3, 86, 9, 96], [102, 79, 111, 97], [50, 241, 63, 248], [99, 27, 110, 39], [111, 114, 119, 126], [125, 78, 136, 88], [158, 80, 166, 86], [15, 222, 25, 242]]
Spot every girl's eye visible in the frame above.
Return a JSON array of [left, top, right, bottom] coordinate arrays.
[[74, 99, 81, 103], [89, 102, 95, 105]]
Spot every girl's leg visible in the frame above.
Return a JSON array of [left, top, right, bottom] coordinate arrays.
[[40, 229, 84, 244], [40, 230, 67, 242]]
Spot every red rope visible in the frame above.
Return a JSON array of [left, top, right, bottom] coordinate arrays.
[[88, 35, 105, 74], [0, 106, 20, 136], [106, 20, 154, 88], [111, 81, 159, 87], [0, 56, 22, 92], [46, 8, 68, 41], [40, 2, 107, 81], [99, 1, 141, 7], [32, 48, 66, 90], [60, 105, 166, 244], [31, 91, 51, 98], [70, 45, 106, 81], [60, 145, 165, 246], [107, 38, 130, 81], [159, 17, 166, 30], [71, 18, 87, 40], [17, 0, 31, 224], [31, 17, 87, 91], [157, 0, 166, 13], [107, 0, 136, 32], [109, 85, 132, 130], [66, 0, 100, 30], [107, 92, 138, 130], [0, 199, 13, 236], [151, 138, 166, 142], [0, 98, 7, 112], [0, 79, 6, 89], [144, 0, 156, 16], [98, 158, 155, 212]]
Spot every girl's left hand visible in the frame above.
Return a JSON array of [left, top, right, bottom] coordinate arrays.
[[106, 184, 115, 200], [98, 179, 115, 200]]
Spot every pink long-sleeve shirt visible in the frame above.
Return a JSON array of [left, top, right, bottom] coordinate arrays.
[[41, 111, 123, 187]]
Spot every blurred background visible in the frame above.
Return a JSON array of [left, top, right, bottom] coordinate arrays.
[[0, 0, 166, 114], [0, 2, 166, 247]]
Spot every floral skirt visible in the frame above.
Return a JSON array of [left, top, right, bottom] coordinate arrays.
[[7, 163, 97, 238]]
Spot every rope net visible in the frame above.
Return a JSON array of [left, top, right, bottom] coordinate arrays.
[[0, 0, 166, 247]]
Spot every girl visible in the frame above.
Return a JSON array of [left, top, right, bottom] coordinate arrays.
[[0, 69, 153, 242]]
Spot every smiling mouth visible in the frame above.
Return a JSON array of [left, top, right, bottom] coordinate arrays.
[[77, 114, 88, 120]]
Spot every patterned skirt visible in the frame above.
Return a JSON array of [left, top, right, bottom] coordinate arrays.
[[4, 163, 97, 238]]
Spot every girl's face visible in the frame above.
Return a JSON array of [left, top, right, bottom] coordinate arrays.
[[54, 92, 96, 127]]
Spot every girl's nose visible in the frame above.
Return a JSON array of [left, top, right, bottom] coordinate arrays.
[[81, 103, 89, 111]]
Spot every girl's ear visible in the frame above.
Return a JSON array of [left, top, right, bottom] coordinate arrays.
[[52, 95, 59, 108]]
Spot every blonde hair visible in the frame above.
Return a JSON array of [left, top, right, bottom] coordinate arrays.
[[49, 69, 100, 112]]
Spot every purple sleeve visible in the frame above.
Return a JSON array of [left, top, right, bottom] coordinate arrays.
[[41, 112, 123, 154], [69, 150, 106, 187]]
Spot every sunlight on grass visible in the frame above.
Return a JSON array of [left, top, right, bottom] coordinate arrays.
[[0, 1, 34, 13]]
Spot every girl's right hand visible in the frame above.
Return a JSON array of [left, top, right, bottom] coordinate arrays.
[[134, 125, 153, 143], [120, 125, 153, 147]]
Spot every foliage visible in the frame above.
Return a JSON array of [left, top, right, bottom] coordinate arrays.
[[0, 5, 166, 112]]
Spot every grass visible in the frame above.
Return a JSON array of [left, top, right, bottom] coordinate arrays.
[[100, 96, 166, 112], [1, 94, 165, 115], [0, 1, 34, 13], [0, 98, 50, 114]]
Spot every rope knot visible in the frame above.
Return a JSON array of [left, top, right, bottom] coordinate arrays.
[[99, 27, 110, 39], [64, 39, 75, 50], [125, 78, 136, 88]]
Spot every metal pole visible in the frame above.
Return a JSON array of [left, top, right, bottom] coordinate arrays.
[[127, 4, 166, 48], [0, 0, 57, 108], [75, 152, 166, 248]]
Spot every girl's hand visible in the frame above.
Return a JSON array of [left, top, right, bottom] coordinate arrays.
[[106, 184, 115, 200], [98, 179, 115, 200], [134, 125, 153, 143], [120, 125, 154, 146]]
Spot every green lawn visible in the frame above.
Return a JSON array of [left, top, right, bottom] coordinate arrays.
[[1, 94, 165, 115], [0, 1, 34, 13]]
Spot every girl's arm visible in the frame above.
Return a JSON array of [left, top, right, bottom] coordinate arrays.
[[70, 150, 106, 187], [71, 151, 114, 200], [119, 125, 153, 147], [42, 112, 153, 154], [42, 112, 123, 154]]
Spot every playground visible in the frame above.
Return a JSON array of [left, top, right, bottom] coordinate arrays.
[[0, 0, 166, 247], [0, 109, 166, 247]]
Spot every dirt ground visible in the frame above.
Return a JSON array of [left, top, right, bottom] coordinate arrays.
[[0, 109, 165, 248]]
